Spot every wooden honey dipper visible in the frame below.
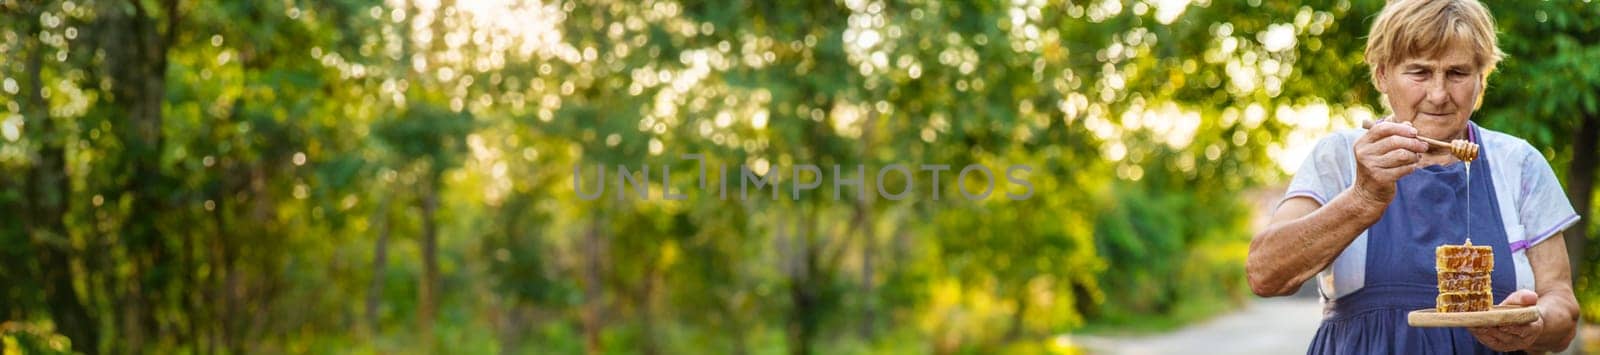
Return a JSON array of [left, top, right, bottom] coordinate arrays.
[[1361, 120, 1479, 162]]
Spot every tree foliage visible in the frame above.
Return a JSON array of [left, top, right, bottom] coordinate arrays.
[[1, 0, 1597, 353]]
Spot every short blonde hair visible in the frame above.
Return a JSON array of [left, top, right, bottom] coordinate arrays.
[[1365, 0, 1505, 84]]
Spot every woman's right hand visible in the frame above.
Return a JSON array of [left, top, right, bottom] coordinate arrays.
[[1352, 120, 1430, 204]]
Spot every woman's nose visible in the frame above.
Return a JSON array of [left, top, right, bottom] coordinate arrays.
[[1426, 75, 1451, 106]]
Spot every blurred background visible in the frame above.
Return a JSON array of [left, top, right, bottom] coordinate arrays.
[[2, 0, 1598, 354]]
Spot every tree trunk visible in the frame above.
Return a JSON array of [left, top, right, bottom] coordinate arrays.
[[771, 207, 795, 354], [1005, 292, 1029, 342], [1562, 113, 1598, 352], [22, 6, 98, 351], [858, 206, 878, 339], [416, 0, 452, 346], [497, 303, 531, 354], [638, 261, 661, 355], [208, 170, 230, 355], [582, 212, 606, 354], [1564, 114, 1597, 279], [418, 175, 440, 350], [0, 168, 20, 322], [367, 193, 393, 333], [730, 311, 750, 355], [99, 0, 178, 350], [787, 203, 819, 355], [858, 112, 878, 340]]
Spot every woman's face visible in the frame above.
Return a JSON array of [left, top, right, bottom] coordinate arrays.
[[1376, 47, 1482, 141]]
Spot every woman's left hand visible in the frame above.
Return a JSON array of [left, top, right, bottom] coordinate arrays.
[[1468, 289, 1543, 351]]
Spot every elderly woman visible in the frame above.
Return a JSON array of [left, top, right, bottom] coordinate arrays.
[[1247, 0, 1581, 353]]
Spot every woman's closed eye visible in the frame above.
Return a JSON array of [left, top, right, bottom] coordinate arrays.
[[1403, 69, 1473, 82]]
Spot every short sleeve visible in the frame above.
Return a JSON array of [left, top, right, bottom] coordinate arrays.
[[1515, 146, 1579, 250], [1282, 133, 1354, 208]]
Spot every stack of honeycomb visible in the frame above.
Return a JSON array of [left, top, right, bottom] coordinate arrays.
[[1435, 240, 1493, 312]]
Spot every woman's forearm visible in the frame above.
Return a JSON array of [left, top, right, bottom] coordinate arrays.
[[1527, 235, 1582, 352], [1247, 188, 1391, 296], [1533, 289, 1579, 352]]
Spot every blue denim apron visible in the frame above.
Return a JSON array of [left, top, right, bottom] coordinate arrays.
[[1306, 132, 1524, 354]]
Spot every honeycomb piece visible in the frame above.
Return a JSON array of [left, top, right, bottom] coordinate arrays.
[[1436, 243, 1493, 272], [1437, 271, 1491, 292], [1436, 291, 1492, 312]]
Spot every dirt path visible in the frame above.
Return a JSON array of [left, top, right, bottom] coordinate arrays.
[[1065, 297, 1325, 355]]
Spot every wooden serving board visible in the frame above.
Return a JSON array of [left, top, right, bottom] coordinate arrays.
[[1408, 305, 1540, 328]]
